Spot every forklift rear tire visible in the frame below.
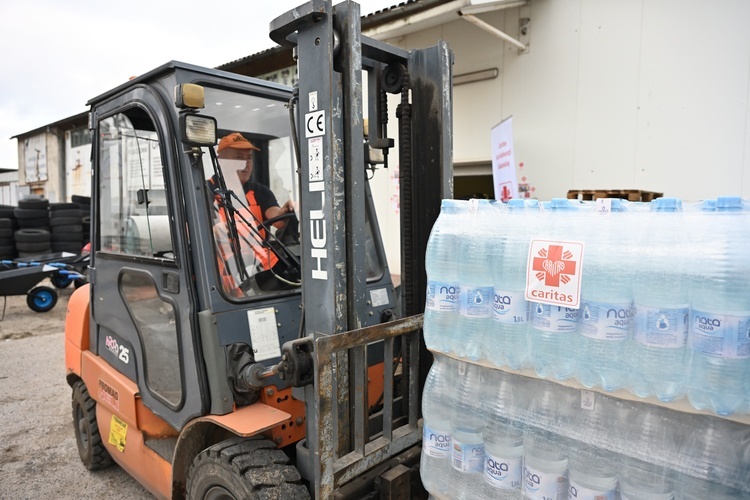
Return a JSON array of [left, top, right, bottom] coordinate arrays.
[[26, 286, 58, 312], [72, 381, 113, 471], [186, 437, 310, 500]]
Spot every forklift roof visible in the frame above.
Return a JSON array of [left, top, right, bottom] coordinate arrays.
[[86, 60, 292, 107]]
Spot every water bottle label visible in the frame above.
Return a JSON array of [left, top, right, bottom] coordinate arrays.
[[451, 437, 485, 473], [579, 300, 632, 340], [689, 310, 750, 359], [493, 290, 529, 324], [532, 303, 579, 333], [422, 424, 451, 458], [633, 304, 688, 348], [460, 285, 493, 318], [485, 452, 522, 490], [568, 479, 615, 500], [523, 463, 568, 500], [426, 280, 460, 312]]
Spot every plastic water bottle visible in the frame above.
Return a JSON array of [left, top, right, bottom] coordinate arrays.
[[568, 396, 616, 498], [629, 197, 689, 401], [576, 199, 633, 391], [424, 199, 466, 353], [677, 414, 749, 494], [482, 370, 524, 497], [523, 430, 569, 500], [489, 199, 534, 369], [527, 199, 583, 381], [567, 451, 617, 500], [522, 383, 571, 500], [566, 391, 618, 499], [454, 200, 494, 361], [449, 362, 486, 498], [686, 196, 750, 416], [618, 459, 674, 500], [618, 405, 674, 500], [673, 474, 744, 500], [420, 354, 455, 496]]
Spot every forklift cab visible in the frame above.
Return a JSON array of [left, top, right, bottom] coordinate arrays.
[[87, 62, 397, 434]]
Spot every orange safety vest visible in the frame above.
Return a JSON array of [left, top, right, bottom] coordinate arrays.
[[212, 184, 279, 293], [239, 189, 279, 271]]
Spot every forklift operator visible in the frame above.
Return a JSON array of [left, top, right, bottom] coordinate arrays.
[[209, 132, 297, 292], [215, 132, 294, 232]]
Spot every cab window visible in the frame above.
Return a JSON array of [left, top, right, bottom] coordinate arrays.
[[97, 108, 174, 259]]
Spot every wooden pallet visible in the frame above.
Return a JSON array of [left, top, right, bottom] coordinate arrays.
[[567, 189, 663, 202]]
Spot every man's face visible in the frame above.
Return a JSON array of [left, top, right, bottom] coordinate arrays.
[[219, 148, 253, 183]]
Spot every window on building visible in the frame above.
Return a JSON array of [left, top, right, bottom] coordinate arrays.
[[70, 127, 92, 148]]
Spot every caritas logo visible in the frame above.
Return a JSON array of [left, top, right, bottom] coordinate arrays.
[[525, 240, 585, 308]]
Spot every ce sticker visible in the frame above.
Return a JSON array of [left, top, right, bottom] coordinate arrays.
[[305, 111, 325, 138]]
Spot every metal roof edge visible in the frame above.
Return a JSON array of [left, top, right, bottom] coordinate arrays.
[[11, 110, 89, 140]]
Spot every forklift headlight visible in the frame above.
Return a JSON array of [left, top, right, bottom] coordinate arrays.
[[180, 114, 217, 147]]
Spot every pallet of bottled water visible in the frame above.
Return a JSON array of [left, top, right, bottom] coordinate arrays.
[[421, 356, 750, 499], [424, 196, 750, 417]]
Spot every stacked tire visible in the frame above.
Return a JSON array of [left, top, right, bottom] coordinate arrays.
[[50, 202, 84, 254], [14, 197, 52, 257], [72, 195, 91, 246], [0, 204, 17, 259]]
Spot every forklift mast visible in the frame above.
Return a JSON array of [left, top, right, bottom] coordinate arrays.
[[270, 1, 452, 496]]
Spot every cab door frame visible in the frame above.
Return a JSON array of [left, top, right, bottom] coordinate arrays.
[[89, 84, 207, 430]]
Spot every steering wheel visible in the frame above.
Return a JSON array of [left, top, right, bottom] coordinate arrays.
[[262, 212, 299, 245]]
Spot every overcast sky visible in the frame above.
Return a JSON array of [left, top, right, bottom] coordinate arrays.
[[0, 0, 397, 171]]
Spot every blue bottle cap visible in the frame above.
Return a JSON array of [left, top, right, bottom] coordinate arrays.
[[441, 199, 469, 214], [701, 199, 716, 211], [609, 198, 626, 212], [550, 198, 573, 210], [716, 196, 742, 211], [508, 199, 525, 210], [652, 197, 682, 212]]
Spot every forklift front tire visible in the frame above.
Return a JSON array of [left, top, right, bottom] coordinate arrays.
[[186, 437, 310, 500], [72, 381, 113, 471]]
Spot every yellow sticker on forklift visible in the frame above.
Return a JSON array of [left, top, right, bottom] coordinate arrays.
[[108, 415, 128, 452]]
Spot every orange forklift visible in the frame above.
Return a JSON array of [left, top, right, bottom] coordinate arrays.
[[64, 1, 453, 498]]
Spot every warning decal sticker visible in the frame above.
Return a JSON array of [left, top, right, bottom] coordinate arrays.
[[108, 415, 128, 452]]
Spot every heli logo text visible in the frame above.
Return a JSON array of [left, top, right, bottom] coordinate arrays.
[[525, 239, 584, 308]]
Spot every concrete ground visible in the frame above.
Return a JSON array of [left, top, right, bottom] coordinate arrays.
[[0, 287, 151, 499]]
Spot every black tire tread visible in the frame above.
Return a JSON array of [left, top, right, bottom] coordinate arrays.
[[71, 195, 91, 205], [13, 207, 48, 219], [72, 381, 113, 470], [51, 232, 84, 242], [16, 217, 50, 229], [18, 197, 49, 210], [50, 216, 83, 227], [26, 286, 57, 312], [14, 229, 51, 243], [49, 202, 80, 211], [49, 209, 82, 219], [187, 437, 309, 500]]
